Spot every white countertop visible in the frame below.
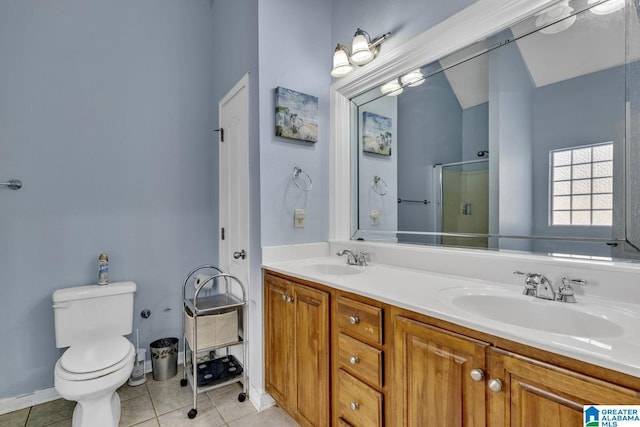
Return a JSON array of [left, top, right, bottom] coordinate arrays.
[[263, 256, 640, 379]]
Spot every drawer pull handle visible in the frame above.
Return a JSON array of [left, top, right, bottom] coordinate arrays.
[[282, 294, 287, 301], [470, 369, 484, 382], [349, 356, 360, 365], [349, 315, 360, 325], [488, 378, 503, 392], [349, 401, 359, 411], [287, 296, 294, 303]]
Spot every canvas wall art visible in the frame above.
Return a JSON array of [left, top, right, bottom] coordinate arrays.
[[362, 111, 392, 156], [275, 87, 318, 142]]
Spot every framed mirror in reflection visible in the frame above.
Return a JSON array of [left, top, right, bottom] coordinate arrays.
[[352, 0, 640, 259]]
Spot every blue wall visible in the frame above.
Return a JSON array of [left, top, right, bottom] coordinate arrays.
[[258, 0, 332, 247], [397, 70, 462, 243], [0, 0, 217, 399], [488, 39, 534, 251], [531, 66, 625, 255], [462, 102, 489, 161]]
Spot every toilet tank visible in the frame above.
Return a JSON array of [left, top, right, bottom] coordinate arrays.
[[53, 281, 136, 348]]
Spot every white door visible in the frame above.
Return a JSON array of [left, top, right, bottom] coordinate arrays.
[[218, 74, 250, 295]]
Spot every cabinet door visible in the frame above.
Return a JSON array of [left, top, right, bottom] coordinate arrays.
[[393, 315, 489, 427], [293, 283, 330, 427], [264, 275, 293, 410], [488, 349, 640, 427]]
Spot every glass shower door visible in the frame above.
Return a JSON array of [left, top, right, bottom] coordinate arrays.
[[435, 160, 489, 248]]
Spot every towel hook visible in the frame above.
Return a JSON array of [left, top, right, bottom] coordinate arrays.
[[371, 176, 387, 196], [292, 167, 312, 191], [1, 179, 22, 190]]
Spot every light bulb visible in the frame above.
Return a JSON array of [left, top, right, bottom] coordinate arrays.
[[351, 33, 373, 65], [380, 79, 403, 96], [400, 70, 425, 87], [331, 46, 353, 78], [588, 0, 624, 15], [535, 2, 576, 34]]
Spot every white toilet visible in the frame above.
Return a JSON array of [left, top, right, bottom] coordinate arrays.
[[52, 281, 137, 427]]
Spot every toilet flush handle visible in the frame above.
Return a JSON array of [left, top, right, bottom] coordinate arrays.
[[52, 302, 70, 309]]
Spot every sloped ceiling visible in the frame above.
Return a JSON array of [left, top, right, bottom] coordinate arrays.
[[440, 4, 635, 110]]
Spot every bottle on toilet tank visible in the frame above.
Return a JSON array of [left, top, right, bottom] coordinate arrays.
[[98, 253, 109, 285]]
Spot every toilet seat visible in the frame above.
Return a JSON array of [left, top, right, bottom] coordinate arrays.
[[57, 337, 134, 381]]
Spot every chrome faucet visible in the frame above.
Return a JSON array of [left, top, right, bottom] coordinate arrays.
[[337, 250, 368, 266], [514, 272, 587, 303], [513, 271, 556, 300]]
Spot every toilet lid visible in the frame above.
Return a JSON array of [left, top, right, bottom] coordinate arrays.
[[60, 336, 131, 374]]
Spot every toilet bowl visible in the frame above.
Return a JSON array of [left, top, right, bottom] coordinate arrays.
[[52, 281, 137, 427], [54, 337, 135, 427]]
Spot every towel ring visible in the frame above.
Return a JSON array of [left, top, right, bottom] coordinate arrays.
[[371, 176, 388, 196], [292, 167, 312, 191]]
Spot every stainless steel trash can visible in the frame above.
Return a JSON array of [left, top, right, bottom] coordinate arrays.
[[150, 337, 179, 381]]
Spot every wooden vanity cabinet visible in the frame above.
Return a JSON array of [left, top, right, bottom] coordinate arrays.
[[264, 273, 330, 427], [264, 270, 640, 427], [392, 314, 489, 427], [392, 306, 640, 427], [488, 348, 640, 427]]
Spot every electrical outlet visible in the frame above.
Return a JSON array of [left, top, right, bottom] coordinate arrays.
[[294, 209, 306, 228], [370, 209, 381, 225]]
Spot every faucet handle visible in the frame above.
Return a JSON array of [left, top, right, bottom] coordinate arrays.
[[514, 271, 540, 296], [356, 252, 368, 266], [569, 277, 587, 287], [557, 277, 586, 303]]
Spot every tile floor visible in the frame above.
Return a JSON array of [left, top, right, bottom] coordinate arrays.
[[0, 372, 298, 427]]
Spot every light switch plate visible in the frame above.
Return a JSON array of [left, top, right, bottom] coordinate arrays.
[[294, 209, 306, 228]]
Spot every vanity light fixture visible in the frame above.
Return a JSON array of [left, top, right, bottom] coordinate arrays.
[[587, 0, 624, 15], [400, 69, 425, 87], [535, 1, 576, 34], [331, 44, 354, 78], [331, 28, 391, 77], [380, 79, 403, 96]]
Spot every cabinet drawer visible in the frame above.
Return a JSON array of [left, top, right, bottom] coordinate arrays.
[[337, 296, 383, 345], [338, 333, 383, 388], [338, 369, 383, 427]]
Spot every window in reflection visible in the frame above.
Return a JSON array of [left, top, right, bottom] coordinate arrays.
[[550, 142, 613, 226]]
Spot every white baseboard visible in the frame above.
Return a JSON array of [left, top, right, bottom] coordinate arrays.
[[0, 352, 184, 416], [0, 387, 60, 416], [249, 385, 275, 412]]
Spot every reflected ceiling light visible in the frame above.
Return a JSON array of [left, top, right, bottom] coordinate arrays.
[[331, 28, 391, 77], [535, 1, 576, 34], [400, 69, 425, 87], [331, 44, 354, 78], [587, 0, 624, 15], [380, 79, 403, 96]]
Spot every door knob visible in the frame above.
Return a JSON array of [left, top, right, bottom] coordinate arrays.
[[233, 249, 246, 260]]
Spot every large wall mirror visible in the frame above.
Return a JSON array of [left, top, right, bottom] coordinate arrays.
[[350, 0, 640, 259]]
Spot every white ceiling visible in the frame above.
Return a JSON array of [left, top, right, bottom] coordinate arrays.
[[440, 3, 633, 110]]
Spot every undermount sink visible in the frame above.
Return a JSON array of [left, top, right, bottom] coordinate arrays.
[[438, 287, 631, 338], [303, 263, 363, 276]]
